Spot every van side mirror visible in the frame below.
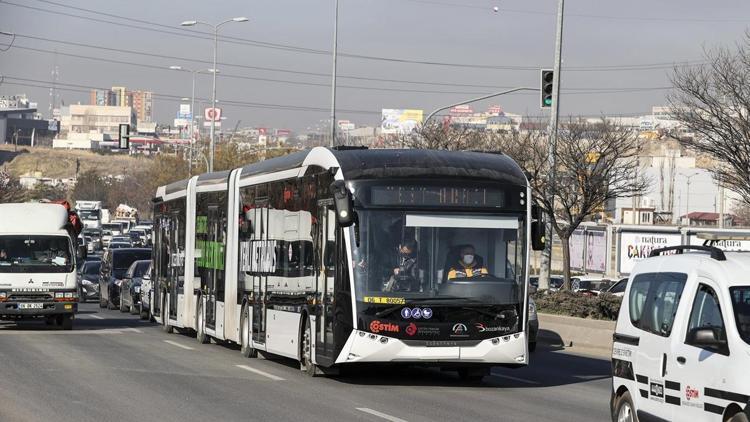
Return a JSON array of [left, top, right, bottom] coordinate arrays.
[[530, 204, 546, 251], [688, 327, 728, 351], [329, 180, 355, 227]]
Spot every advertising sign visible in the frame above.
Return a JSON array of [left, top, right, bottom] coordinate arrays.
[[585, 230, 607, 273], [449, 105, 473, 115], [381, 109, 423, 134], [687, 235, 750, 251], [570, 230, 585, 271], [203, 120, 222, 128], [204, 107, 222, 122], [618, 231, 682, 274], [174, 118, 190, 127]]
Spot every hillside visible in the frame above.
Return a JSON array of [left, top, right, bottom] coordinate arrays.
[[0, 145, 148, 178]]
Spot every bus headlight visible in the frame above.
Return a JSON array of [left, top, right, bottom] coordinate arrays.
[[0, 291, 7, 301]]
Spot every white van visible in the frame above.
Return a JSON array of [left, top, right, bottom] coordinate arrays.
[[0, 203, 82, 329], [610, 245, 750, 422]]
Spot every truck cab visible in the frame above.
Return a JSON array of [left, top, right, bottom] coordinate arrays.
[[0, 203, 82, 329]]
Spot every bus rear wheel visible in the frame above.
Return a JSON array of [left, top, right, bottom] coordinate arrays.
[[300, 317, 320, 377], [196, 300, 209, 344], [240, 305, 257, 358], [161, 297, 173, 334]]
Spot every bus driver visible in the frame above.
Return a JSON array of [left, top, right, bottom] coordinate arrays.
[[447, 245, 489, 280]]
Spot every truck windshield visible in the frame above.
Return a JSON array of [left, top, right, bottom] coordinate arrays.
[[79, 209, 100, 220], [0, 235, 73, 273], [351, 210, 525, 306], [730, 287, 750, 345]]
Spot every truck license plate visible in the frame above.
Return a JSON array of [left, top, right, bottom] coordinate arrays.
[[18, 303, 43, 309]]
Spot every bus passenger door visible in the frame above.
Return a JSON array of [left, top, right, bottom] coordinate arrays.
[[168, 209, 180, 319], [315, 204, 336, 365], [204, 205, 219, 330], [252, 208, 267, 347]]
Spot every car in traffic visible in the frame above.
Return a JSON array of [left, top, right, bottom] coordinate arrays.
[[603, 277, 627, 297], [101, 229, 113, 247], [529, 275, 564, 292], [610, 244, 750, 422], [99, 248, 151, 310], [107, 241, 132, 250], [119, 259, 150, 314], [77, 260, 101, 303], [138, 262, 153, 320]]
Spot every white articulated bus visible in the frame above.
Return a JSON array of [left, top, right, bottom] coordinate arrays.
[[151, 147, 544, 378]]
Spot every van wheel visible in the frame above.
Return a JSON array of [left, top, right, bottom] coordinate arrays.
[[729, 413, 749, 422], [300, 317, 320, 376], [161, 297, 172, 333], [614, 391, 638, 422], [240, 305, 257, 358], [196, 301, 209, 344]]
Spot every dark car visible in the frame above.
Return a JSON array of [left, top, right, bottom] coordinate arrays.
[[99, 248, 151, 310], [119, 259, 151, 314], [77, 260, 101, 303]]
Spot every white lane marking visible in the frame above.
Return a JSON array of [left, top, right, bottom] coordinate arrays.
[[163, 340, 194, 350], [235, 364, 285, 381], [356, 407, 409, 422], [88, 315, 105, 320], [491, 373, 540, 385]]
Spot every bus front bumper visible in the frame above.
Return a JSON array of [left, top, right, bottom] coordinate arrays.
[[335, 330, 528, 366], [0, 302, 77, 319]]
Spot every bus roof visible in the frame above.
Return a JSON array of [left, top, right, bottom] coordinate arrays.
[[155, 147, 527, 200]]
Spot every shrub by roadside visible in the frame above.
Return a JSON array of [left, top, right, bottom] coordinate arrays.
[[531, 290, 622, 321]]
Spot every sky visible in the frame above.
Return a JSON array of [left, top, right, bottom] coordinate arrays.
[[1, 0, 749, 132]]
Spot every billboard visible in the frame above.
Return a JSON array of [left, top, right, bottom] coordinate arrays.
[[687, 235, 750, 251], [179, 104, 192, 119], [570, 229, 585, 271], [618, 231, 682, 274], [204, 107, 222, 122], [585, 230, 607, 273], [449, 105, 473, 115], [381, 109, 423, 134]]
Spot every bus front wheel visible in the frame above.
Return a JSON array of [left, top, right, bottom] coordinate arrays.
[[300, 317, 320, 377]]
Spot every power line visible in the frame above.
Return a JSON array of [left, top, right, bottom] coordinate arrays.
[[3, 0, 707, 71], [4, 42, 674, 96]]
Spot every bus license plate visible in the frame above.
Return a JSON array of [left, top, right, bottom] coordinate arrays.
[[18, 303, 43, 309]]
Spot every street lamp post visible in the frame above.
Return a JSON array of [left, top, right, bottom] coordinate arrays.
[[181, 17, 248, 172], [685, 171, 700, 225], [329, 0, 339, 147], [170, 66, 214, 174]]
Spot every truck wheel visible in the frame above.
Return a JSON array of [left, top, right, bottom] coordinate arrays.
[[59, 315, 73, 330], [196, 301, 209, 344], [614, 391, 638, 422], [240, 305, 257, 358], [139, 304, 149, 320]]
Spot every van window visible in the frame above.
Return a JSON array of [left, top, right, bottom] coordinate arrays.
[[730, 287, 750, 346], [629, 272, 687, 337], [686, 284, 727, 352]]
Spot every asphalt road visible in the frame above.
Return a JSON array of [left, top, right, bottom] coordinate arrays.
[[0, 303, 613, 422]]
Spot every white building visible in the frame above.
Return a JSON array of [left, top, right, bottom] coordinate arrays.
[[54, 105, 136, 149]]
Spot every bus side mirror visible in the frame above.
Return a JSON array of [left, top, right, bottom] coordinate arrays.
[[329, 180, 355, 227], [531, 204, 545, 251]]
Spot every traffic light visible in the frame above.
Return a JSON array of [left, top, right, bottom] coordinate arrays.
[[540, 69, 554, 108]]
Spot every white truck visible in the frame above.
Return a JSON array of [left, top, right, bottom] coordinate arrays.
[[0, 203, 83, 329], [76, 200, 103, 230]]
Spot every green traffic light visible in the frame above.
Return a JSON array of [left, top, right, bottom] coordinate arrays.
[[544, 98, 553, 106]]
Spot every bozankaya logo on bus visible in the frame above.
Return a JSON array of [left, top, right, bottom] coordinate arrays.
[[239, 240, 278, 273], [369, 320, 399, 334]]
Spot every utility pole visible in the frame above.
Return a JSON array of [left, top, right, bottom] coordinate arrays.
[[718, 183, 725, 228], [539, 0, 565, 290], [329, 0, 340, 148]]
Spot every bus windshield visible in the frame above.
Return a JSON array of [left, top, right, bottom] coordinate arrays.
[[0, 235, 74, 273], [351, 210, 525, 306]]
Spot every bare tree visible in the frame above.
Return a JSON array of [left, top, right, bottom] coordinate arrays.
[[0, 169, 25, 203], [398, 121, 493, 151], [496, 120, 648, 288], [668, 31, 750, 205]]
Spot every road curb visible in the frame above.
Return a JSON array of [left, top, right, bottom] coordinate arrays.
[[536, 313, 615, 358]]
